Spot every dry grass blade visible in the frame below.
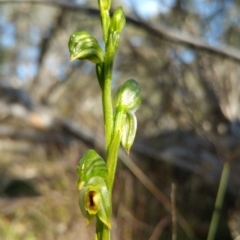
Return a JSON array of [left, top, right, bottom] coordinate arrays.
[[171, 183, 177, 240], [118, 148, 195, 239]]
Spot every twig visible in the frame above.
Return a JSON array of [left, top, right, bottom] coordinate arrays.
[[149, 216, 171, 240]]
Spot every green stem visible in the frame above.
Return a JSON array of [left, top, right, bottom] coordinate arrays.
[[96, 218, 110, 240], [97, 1, 114, 151], [102, 60, 114, 150], [207, 161, 231, 240], [97, 2, 122, 240], [97, 4, 114, 240], [106, 109, 124, 193], [103, 30, 118, 150], [98, 71, 114, 240], [99, 110, 123, 240]]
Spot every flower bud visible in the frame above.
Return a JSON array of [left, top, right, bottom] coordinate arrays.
[[109, 7, 125, 34], [77, 149, 108, 190], [121, 112, 137, 154], [113, 79, 141, 113], [108, 7, 126, 51], [68, 31, 104, 63], [98, 0, 111, 11], [113, 79, 141, 153]]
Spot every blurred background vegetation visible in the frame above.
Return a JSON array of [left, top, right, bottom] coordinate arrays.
[[0, 0, 240, 239]]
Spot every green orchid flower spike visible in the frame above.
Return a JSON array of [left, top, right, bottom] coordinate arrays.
[[69, 0, 141, 239]]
